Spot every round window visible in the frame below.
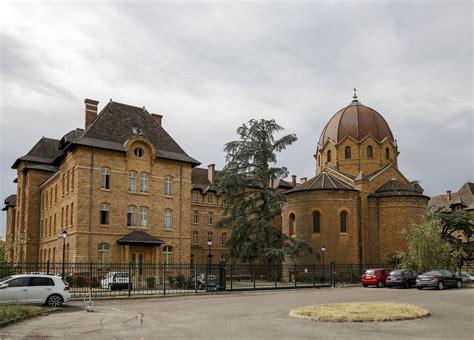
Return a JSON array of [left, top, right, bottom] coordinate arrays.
[[134, 147, 144, 158]]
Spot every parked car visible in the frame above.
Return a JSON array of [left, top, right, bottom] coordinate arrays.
[[416, 270, 462, 290], [64, 271, 98, 287], [100, 272, 131, 291], [460, 272, 474, 282], [0, 274, 70, 307], [185, 273, 218, 289], [386, 269, 417, 288], [361, 268, 388, 288]]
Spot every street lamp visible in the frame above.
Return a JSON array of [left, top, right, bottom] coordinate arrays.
[[59, 230, 68, 278], [207, 237, 213, 266], [321, 245, 326, 284]]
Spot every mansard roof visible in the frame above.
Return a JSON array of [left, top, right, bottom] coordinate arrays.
[[12, 137, 61, 169], [73, 101, 200, 165], [429, 182, 474, 211], [191, 167, 220, 193], [286, 171, 355, 194]]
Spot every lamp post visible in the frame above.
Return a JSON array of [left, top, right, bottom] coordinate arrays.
[[207, 237, 213, 267], [59, 230, 68, 278], [321, 245, 326, 284]]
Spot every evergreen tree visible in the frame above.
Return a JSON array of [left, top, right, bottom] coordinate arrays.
[[217, 119, 311, 263]]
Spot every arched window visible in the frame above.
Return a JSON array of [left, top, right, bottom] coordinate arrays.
[[327, 150, 332, 162], [367, 145, 373, 159], [340, 211, 348, 233], [313, 212, 321, 233], [128, 171, 137, 192], [289, 213, 296, 237], [208, 211, 213, 225], [139, 173, 148, 193], [385, 147, 390, 160], [98, 243, 110, 264], [127, 206, 137, 226], [163, 246, 173, 266], [164, 208, 173, 229], [100, 203, 110, 225], [345, 146, 351, 159], [164, 176, 173, 195]]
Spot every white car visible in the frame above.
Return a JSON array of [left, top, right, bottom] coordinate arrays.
[[461, 272, 474, 282], [100, 272, 131, 291], [0, 274, 70, 307]]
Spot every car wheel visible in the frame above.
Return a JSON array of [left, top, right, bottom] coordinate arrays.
[[108, 283, 113, 291], [376, 281, 383, 288], [362, 284, 368, 287], [437, 281, 444, 290], [46, 294, 63, 308], [417, 287, 423, 290], [456, 280, 462, 289]]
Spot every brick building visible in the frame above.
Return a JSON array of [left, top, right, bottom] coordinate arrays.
[[282, 92, 429, 265], [4, 93, 430, 267]]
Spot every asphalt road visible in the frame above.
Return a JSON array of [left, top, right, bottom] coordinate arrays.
[[1, 286, 473, 339]]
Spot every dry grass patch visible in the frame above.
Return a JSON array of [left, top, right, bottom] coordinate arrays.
[[0, 305, 44, 323], [290, 302, 429, 322]]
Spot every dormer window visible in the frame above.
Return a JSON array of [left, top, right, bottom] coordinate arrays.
[[132, 127, 140, 135], [134, 147, 144, 158]]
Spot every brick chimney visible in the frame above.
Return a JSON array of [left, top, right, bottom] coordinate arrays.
[[291, 175, 297, 186], [84, 99, 99, 129], [300, 177, 307, 183], [447, 190, 452, 201], [208, 164, 216, 184], [151, 113, 163, 126]]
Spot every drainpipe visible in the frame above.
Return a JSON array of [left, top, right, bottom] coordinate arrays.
[[88, 148, 95, 263], [376, 196, 380, 263], [179, 162, 184, 265]]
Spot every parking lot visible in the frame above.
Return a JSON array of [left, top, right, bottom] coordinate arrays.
[[1, 286, 473, 339]]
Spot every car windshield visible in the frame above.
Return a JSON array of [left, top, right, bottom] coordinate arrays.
[[390, 270, 402, 276], [423, 271, 441, 276], [0, 276, 13, 283], [364, 270, 375, 275], [115, 273, 129, 278]]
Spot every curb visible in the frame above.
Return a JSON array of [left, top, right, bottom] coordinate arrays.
[[0, 307, 62, 328]]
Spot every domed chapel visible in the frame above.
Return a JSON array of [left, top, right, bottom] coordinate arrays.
[[282, 90, 429, 265]]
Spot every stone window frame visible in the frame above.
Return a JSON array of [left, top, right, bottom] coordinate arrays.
[[127, 206, 137, 227], [128, 171, 138, 192], [289, 212, 296, 237], [192, 231, 199, 245], [221, 232, 227, 246], [312, 211, 321, 233], [164, 208, 173, 229], [99, 203, 110, 225], [191, 191, 199, 202], [367, 145, 373, 159], [100, 167, 111, 190], [139, 173, 149, 193], [327, 150, 332, 163], [192, 210, 199, 224], [208, 211, 214, 225], [340, 210, 348, 233], [139, 206, 149, 227], [344, 146, 352, 159], [163, 245, 173, 267], [98, 243, 110, 264], [164, 176, 173, 196], [207, 231, 213, 242], [385, 147, 390, 160]]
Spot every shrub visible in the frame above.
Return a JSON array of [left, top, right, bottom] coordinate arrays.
[[91, 277, 100, 288], [146, 277, 156, 289], [167, 275, 175, 287], [65, 276, 73, 287], [76, 276, 85, 287], [175, 274, 185, 288]]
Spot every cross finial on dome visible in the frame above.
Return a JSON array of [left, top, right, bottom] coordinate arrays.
[[352, 88, 358, 102]]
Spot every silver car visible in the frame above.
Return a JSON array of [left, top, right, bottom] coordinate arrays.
[[0, 274, 70, 307], [416, 270, 462, 290]]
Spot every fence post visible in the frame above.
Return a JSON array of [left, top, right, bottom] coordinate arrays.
[[294, 264, 297, 287], [230, 263, 233, 290], [350, 264, 353, 283], [331, 262, 336, 288], [273, 262, 277, 289], [128, 262, 132, 297], [46, 260, 50, 275], [253, 264, 256, 289], [194, 262, 197, 294], [163, 264, 166, 296], [313, 264, 316, 287]]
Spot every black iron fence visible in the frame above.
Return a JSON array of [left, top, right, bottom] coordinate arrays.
[[0, 261, 392, 298]]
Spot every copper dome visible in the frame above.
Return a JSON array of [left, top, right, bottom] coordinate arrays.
[[318, 99, 394, 146]]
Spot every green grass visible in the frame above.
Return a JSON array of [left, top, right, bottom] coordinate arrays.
[[290, 302, 429, 322], [0, 305, 44, 323]]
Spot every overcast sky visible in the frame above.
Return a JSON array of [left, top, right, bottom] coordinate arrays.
[[0, 1, 472, 236]]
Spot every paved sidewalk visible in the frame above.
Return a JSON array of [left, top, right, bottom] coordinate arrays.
[[1, 287, 473, 339]]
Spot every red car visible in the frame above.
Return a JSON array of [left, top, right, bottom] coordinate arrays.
[[361, 268, 388, 288]]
